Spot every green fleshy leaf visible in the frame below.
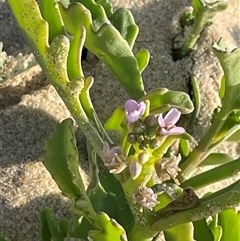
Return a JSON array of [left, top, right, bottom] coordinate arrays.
[[44, 118, 96, 226], [219, 76, 225, 99], [73, 0, 109, 31], [59, 2, 145, 99], [87, 144, 134, 233], [0, 233, 8, 241], [59, 218, 69, 238], [88, 212, 128, 241], [179, 0, 227, 57], [139, 88, 194, 114], [43, 118, 83, 199], [227, 129, 240, 142], [199, 153, 233, 166], [67, 25, 85, 80], [210, 227, 222, 241], [110, 8, 139, 49], [212, 39, 240, 115], [218, 209, 240, 241], [193, 219, 214, 241], [39, 207, 64, 241], [179, 139, 190, 158], [192, 0, 227, 19], [8, 0, 49, 62], [164, 223, 195, 241], [104, 106, 125, 131], [135, 49, 150, 74], [95, 0, 113, 18], [8, 0, 70, 87], [39, 0, 66, 43], [212, 117, 240, 144]]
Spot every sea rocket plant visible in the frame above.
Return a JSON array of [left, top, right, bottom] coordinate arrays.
[[6, 0, 240, 240]]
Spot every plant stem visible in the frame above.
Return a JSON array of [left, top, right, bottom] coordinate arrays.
[[179, 106, 228, 180], [201, 124, 240, 162], [181, 158, 240, 190], [150, 180, 240, 232], [57, 79, 104, 159], [127, 223, 156, 241]]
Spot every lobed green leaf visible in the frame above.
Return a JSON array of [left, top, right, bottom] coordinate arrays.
[[218, 209, 240, 241], [88, 212, 128, 241], [39, 207, 64, 241], [39, 0, 66, 43], [212, 39, 240, 115], [193, 219, 214, 241], [59, 2, 146, 99], [164, 223, 195, 241], [139, 88, 194, 115]]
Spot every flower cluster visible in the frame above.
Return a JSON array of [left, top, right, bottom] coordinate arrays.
[[101, 99, 185, 210], [124, 99, 185, 151]]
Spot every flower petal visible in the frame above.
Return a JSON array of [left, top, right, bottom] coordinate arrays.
[[138, 101, 146, 116], [161, 126, 185, 136], [124, 99, 138, 112], [164, 108, 181, 126], [103, 141, 110, 153], [158, 114, 165, 128], [126, 110, 141, 123]]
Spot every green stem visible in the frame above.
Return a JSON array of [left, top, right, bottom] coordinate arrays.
[[181, 158, 240, 190], [127, 223, 156, 241], [150, 180, 240, 232], [180, 106, 228, 180], [201, 124, 240, 162], [120, 164, 157, 240], [181, 8, 207, 56], [57, 79, 104, 159], [188, 76, 201, 131]]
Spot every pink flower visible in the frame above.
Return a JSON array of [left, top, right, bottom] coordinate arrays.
[[124, 99, 146, 123], [158, 108, 185, 136]]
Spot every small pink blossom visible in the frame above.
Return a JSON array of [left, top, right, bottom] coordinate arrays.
[[124, 99, 146, 123], [158, 108, 185, 136]]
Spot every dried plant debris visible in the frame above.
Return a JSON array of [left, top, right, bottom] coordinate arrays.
[[0, 42, 37, 84]]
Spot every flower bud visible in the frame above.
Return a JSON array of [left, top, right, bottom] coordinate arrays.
[[149, 139, 160, 149], [128, 133, 137, 144], [136, 134, 145, 143], [129, 157, 142, 179], [147, 127, 157, 139], [144, 114, 158, 128], [133, 122, 147, 134], [138, 151, 150, 164], [138, 143, 148, 150]]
